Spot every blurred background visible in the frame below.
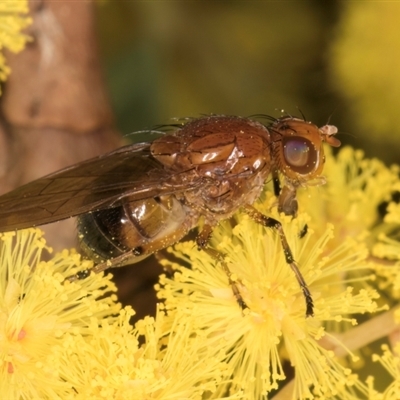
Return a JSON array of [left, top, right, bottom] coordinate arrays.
[[3, 0, 400, 326], [95, 0, 400, 165], [0, 1, 397, 391]]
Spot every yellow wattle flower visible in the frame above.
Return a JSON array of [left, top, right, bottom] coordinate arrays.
[[0, 229, 121, 399], [0, 0, 31, 85], [158, 189, 379, 399], [369, 343, 400, 399], [53, 306, 242, 399]]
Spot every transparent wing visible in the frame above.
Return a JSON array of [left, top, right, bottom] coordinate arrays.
[[0, 142, 189, 231]]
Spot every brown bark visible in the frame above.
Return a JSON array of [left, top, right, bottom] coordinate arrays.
[[0, 0, 123, 251], [0, 0, 160, 320]]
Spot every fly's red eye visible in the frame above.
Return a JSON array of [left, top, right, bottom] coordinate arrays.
[[284, 138, 310, 167], [282, 137, 317, 174]]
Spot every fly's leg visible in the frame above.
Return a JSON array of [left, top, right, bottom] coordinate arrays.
[[243, 204, 314, 317], [278, 185, 298, 218], [65, 247, 146, 282], [278, 182, 308, 239], [196, 224, 247, 309], [66, 259, 116, 282], [272, 170, 281, 197]]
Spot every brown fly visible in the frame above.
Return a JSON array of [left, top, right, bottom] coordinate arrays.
[[0, 115, 340, 316]]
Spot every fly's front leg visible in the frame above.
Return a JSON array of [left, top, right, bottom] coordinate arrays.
[[196, 224, 247, 309], [272, 170, 281, 197], [243, 204, 314, 317], [278, 184, 298, 218], [278, 184, 308, 239]]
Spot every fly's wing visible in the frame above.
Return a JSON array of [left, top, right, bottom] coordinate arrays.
[[0, 142, 189, 231]]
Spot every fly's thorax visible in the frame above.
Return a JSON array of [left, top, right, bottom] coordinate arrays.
[[150, 115, 272, 217], [77, 195, 195, 264], [150, 115, 272, 174]]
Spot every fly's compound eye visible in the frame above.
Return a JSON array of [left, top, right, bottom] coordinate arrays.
[[283, 137, 318, 174]]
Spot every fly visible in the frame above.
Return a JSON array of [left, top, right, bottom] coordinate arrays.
[[0, 115, 340, 317]]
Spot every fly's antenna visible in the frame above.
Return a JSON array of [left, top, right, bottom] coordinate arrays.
[[325, 106, 340, 126]]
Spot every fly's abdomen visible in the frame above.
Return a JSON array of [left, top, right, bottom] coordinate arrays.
[[77, 195, 193, 265]]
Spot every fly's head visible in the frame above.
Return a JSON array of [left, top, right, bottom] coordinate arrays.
[[270, 116, 340, 188], [269, 116, 340, 217]]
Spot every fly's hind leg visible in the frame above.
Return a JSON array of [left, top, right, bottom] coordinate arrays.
[[243, 204, 314, 317], [196, 224, 247, 310], [65, 247, 146, 283]]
